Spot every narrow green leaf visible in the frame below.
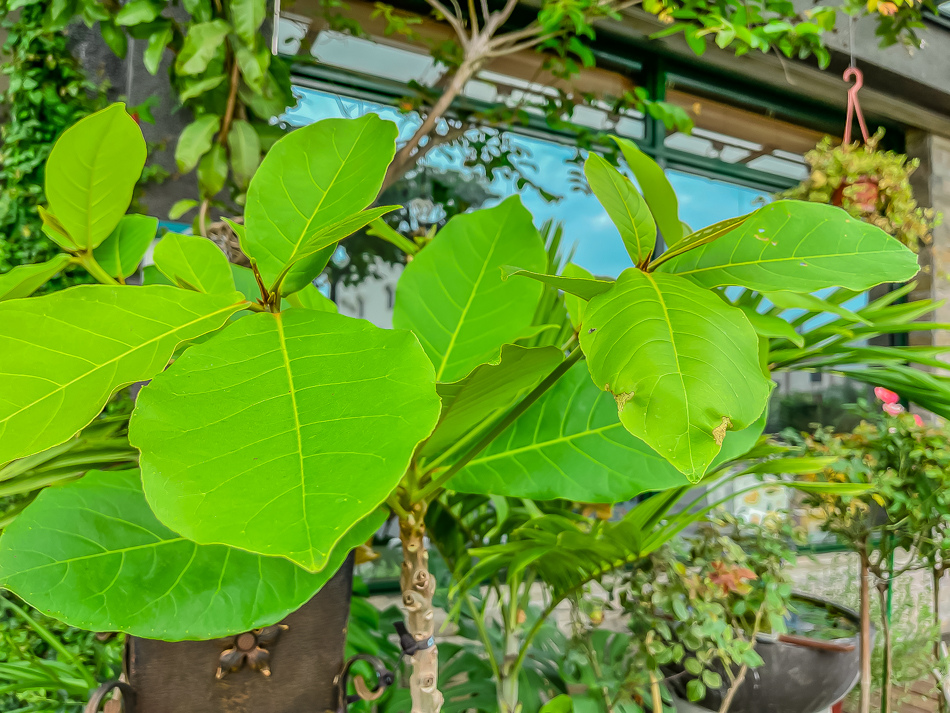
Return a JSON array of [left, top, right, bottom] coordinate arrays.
[[763, 290, 871, 325], [274, 205, 401, 295], [367, 218, 419, 256], [650, 214, 749, 270], [143, 24, 173, 74], [133, 309, 440, 571], [611, 136, 682, 243], [421, 344, 564, 458], [93, 214, 158, 280], [739, 307, 804, 347], [0, 255, 72, 301], [243, 114, 398, 290], [656, 201, 920, 291], [37, 205, 77, 251], [227, 119, 261, 189], [0, 469, 384, 640], [175, 19, 230, 75], [394, 197, 547, 382], [175, 114, 220, 173], [45, 104, 146, 249], [584, 153, 656, 265], [579, 269, 772, 480], [153, 233, 235, 293], [503, 266, 614, 301], [0, 285, 245, 463]]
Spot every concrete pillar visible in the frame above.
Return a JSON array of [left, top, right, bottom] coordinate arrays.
[[906, 131, 950, 350]]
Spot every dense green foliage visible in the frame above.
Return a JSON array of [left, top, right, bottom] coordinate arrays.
[[0, 0, 106, 279]]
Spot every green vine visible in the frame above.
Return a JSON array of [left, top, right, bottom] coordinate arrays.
[[0, 0, 107, 281]]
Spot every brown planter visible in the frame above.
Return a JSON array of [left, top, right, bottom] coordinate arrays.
[[87, 555, 359, 713]]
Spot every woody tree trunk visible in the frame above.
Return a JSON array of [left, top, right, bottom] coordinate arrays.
[[399, 503, 443, 713]]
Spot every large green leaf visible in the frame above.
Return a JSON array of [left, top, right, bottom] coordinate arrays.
[[448, 362, 766, 502], [584, 153, 656, 266], [45, 104, 146, 249], [243, 114, 398, 292], [0, 469, 383, 640], [612, 136, 682, 244], [93, 214, 158, 280], [655, 201, 920, 291], [421, 344, 563, 459], [0, 285, 245, 463], [0, 255, 72, 301], [393, 196, 546, 382], [153, 233, 235, 293], [579, 269, 771, 480], [649, 214, 749, 270], [132, 309, 440, 571]]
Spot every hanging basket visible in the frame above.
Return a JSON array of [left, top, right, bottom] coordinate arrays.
[[780, 68, 940, 251]]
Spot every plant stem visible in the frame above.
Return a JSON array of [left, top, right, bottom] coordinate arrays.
[[399, 502, 444, 713], [859, 546, 873, 713], [877, 581, 892, 713], [719, 604, 765, 713], [77, 252, 118, 285], [649, 672, 663, 713], [936, 566, 946, 713]]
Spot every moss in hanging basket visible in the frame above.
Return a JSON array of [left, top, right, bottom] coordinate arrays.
[[780, 129, 940, 252]]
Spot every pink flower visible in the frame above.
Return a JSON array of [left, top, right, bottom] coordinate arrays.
[[883, 402, 904, 416], [914, 414, 924, 427], [875, 387, 900, 404]]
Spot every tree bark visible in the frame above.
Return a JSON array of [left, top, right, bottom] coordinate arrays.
[[399, 504, 444, 713], [859, 548, 873, 713]]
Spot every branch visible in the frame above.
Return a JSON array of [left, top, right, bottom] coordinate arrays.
[[485, 0, 520, 35], [487, 30, 560, 58], [423, 0, 469, 44]]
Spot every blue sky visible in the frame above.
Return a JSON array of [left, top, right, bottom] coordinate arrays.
[[286, 87, 770, 277]]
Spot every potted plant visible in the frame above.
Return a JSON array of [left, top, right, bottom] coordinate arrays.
[[780, 130, 939, 251], [0, 103, 921, 712], [793, 391, 950, 713]]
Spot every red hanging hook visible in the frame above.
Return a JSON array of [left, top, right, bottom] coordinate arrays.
[[843, 66, 869, 145]]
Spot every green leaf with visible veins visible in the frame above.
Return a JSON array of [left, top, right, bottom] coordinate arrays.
[[655, 201, 920, 291], [612, 136, 682, 244], [394, 196, 546, 382], [93, 214, 158, 280], [449, 362, 765, 501], [153, 233, 235, 293], [45, 104, 146, 249], [421, 344, 563, 459], [0, 469, 384, 640], [584, 153, 656, 265], [579, 269, 772, 480], [0, 255, 72, 301], [0, 285, 245, 463], [504, 266, 614, 301], [132, 309, 440, 572], [243, 115, 398, 294]]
